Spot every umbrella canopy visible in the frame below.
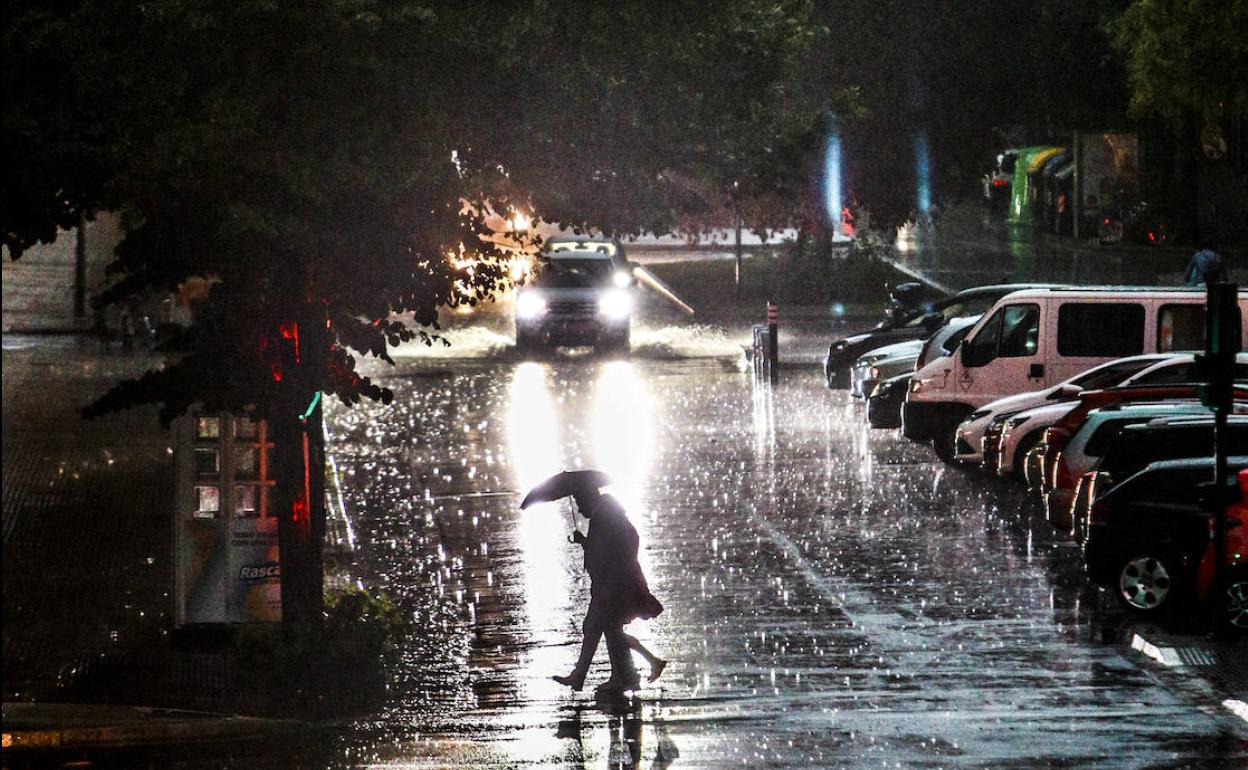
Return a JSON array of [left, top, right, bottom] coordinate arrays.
[[520, 470, 612, 509]]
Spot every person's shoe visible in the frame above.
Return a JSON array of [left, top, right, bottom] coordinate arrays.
[[648, 658, 667, 683], [553, 672, 586, 691]]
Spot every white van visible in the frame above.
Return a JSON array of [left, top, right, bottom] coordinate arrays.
[[901, 287, 1247, 459]]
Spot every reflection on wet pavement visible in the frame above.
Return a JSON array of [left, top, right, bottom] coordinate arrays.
[[323, 354, 1247, 769]]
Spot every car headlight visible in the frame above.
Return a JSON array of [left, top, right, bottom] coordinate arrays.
[[598, 289, 633, 320], [989, 411, 1019, 428], [516, 293, 547, 320], [1005, 415, 1030, 431], [870, 366, 881, 379], [612, 269, 633, 288]]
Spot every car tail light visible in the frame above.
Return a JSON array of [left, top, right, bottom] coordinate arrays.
[[992, 178, 1008, 187]]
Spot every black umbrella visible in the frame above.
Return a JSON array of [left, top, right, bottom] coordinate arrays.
[[519, 470, 612, 510]]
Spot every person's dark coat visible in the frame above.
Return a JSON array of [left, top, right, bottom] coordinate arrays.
[[583, 494, 663, 625]]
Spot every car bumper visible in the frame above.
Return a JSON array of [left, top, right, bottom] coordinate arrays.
[[518, 317, 627, 345], [868, 389, 905, 428], [902, 400, 969, 443]]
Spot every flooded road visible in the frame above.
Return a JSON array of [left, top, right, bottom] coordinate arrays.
[[314, 338, 1247, 769]]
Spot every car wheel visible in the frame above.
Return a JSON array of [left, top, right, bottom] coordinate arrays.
[[932, 424, 962, 465], [1010, 430, 1045, 481], [1219, 570, 1248, 634], [1117, 549, 1180, 614]]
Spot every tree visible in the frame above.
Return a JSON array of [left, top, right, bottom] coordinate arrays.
[[1111, 0, 1248, 126], [3, 1, 823, 630]]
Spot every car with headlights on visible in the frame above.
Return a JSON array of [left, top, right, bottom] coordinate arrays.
[[514, 242, 636, 355]]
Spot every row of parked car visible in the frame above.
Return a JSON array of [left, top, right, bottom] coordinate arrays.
[[825, 283, 1248, 632]]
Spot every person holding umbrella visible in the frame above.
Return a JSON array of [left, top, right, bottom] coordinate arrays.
[[521, 470, 666, 693]]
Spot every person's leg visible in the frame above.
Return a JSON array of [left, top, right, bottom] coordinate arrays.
[[554, 605, 605, 690], [622, 633, 667, 682], [601, 625, 639, 690]]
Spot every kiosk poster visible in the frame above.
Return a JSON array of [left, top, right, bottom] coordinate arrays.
[[174, 411, 281, 626]]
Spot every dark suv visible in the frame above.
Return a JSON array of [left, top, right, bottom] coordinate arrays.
[[1083, 455, 1248, 618]]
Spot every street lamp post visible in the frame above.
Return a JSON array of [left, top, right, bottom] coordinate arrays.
[[733, 181, 742, 300]]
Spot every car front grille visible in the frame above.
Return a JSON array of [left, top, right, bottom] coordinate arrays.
[[547, 300, 597, 317]]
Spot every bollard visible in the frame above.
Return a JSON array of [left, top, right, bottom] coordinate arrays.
[[767, 301, 779, 385]]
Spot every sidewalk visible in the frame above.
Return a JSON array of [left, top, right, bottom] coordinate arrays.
[[3, 335, 173, 701]]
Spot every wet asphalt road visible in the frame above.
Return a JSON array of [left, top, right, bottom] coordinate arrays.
[[314, 329, 1247, 770]]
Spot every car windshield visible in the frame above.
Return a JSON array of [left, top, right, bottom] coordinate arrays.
[[1069, 358, 1159, 389], [934, 293, 1003, 319], [532, 258, 614, 288]]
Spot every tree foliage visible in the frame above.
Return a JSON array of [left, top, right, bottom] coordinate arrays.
[[1111, 0, 1248, 124], [3, 0, 821, 420]]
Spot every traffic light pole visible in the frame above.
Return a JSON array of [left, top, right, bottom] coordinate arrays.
[[1202, 282, 1241, 635]]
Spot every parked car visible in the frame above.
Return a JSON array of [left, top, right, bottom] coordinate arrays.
[[1036, 383, 1248, 502], [514, 239, 636, 355], [867, 317, 980, 425], [1044, 401, 1229, 533], [824, 284, 1055, 389], [954, 353, 1180, 468], [866, 318, 980, 428], [851, 339, 924, 399], [904, 286, 1243, 462], [1083, 456, 1248, 621], [989, 354, 1247, 478], [1070, 416, 1248, 542]]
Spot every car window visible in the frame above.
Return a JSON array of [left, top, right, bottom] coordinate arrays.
[[1157, 304, 1204, 352], [1131, 362, 1199, 385], [1057, 303, 1144, 357], [1085, 417, 1151, 457], [999, 304, 1040, 358], [962, 309, 1003, 365], [941, 324, 974, 353], [533, 258, 613, 288], [1070, 358, 1156, 389]]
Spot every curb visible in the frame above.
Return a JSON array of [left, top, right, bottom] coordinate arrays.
[[1, 704, 308, 755]]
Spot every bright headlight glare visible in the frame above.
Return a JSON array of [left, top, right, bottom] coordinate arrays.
[[599, 290, 632, 320], [613, 270, 633, 288], [516, 293, 547, 319]]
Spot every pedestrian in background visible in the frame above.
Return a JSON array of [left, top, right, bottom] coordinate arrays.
[[1185, 241, 1226, 286]]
